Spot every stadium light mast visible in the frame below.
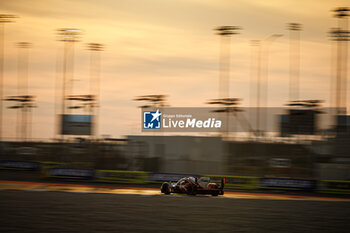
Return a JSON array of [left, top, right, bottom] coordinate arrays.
[[254, 34, 282, 136], [262, 34, 282, 135], [56, 28, 82, 138], [133, 95, 169, 160], [87, 42, 104, 138], [330, 7, 350, 115], [214, 26, 242, 98], [206, 98, 242, 139], [15, 42, 34, 141], [0, 14, 17, 141], [287, 23, 302, 101], [133, 95, 169, 109], [6, 42, 36, 141], [249, 40, 260, 108], [133, 94, 169, 132], [249, 40, 262, 136]]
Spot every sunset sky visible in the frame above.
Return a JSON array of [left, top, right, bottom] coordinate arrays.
[[1, 0, 349, 139]]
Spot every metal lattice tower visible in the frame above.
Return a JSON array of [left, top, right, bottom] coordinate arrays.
[[0, 14, 17, 140], [214, 26, 242, 99]]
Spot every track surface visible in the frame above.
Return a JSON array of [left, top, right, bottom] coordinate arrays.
[[1, 171, 350, 232], [1, 180, 350, 202], [1, 189, 350, 233]]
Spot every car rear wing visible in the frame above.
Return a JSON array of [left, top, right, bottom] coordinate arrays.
[[221, 178, 225, 189]]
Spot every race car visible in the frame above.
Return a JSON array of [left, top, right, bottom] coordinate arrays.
[[160, 176, 225, 196]]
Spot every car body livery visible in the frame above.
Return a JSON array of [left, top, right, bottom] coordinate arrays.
[[160, 176, 225, 196]]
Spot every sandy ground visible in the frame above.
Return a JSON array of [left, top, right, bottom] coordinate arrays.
[[1, 190, 350, 233]]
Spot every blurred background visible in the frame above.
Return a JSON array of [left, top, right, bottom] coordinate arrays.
[[0, 0, 350, 188]]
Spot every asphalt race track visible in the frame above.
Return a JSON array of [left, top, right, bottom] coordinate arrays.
[[0, 171, 349, 232], [1, 188, 350, 233]]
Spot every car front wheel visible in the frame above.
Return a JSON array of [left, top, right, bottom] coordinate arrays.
[[161, 183, 171, 195]]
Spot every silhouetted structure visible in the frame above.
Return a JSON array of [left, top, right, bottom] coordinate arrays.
[[133, 95, 169, 108], [280, 100, 322, 136], [214, 26, 242, 98], [251, 34, 282, 135], [287, 23, 302, 101], [56, 28, 82, 138], [5, 42, 36, 141], [0, 14, 17, 141], [329, 8, 349, 115]]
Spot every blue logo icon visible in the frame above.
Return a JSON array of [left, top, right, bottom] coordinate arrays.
[[143, 109, 162, 129]]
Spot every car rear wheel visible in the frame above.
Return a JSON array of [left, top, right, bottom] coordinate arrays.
[[187, 185, 196, 195], [161, 183, 171, 195]]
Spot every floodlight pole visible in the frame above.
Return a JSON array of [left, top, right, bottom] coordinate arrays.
[[0, 14, 16, 141], [250, 40, 262, 136], [287, 23, 302, 101], [331, 7, 349, 115], [261, 34, 282, 136], [134, 95, 169, 162], [87, 43, 104, 138], [56, 28, 81, 139], [214, 26, 241, 98], [253, 34, 281, 137], [16, 42, 31, 141]]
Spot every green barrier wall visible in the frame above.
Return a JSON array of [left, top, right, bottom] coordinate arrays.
[[40, 161, 66, 166], [40, 162, 82, 178], [95, 170, 149, 184], [319, 180, 350, 194], [206, 175, 258, 190]]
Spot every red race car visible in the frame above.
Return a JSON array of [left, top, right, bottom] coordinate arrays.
[[160, 176, 225, 196]]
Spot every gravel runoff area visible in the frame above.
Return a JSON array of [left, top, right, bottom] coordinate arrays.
[[1, 190, 350, 233]]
